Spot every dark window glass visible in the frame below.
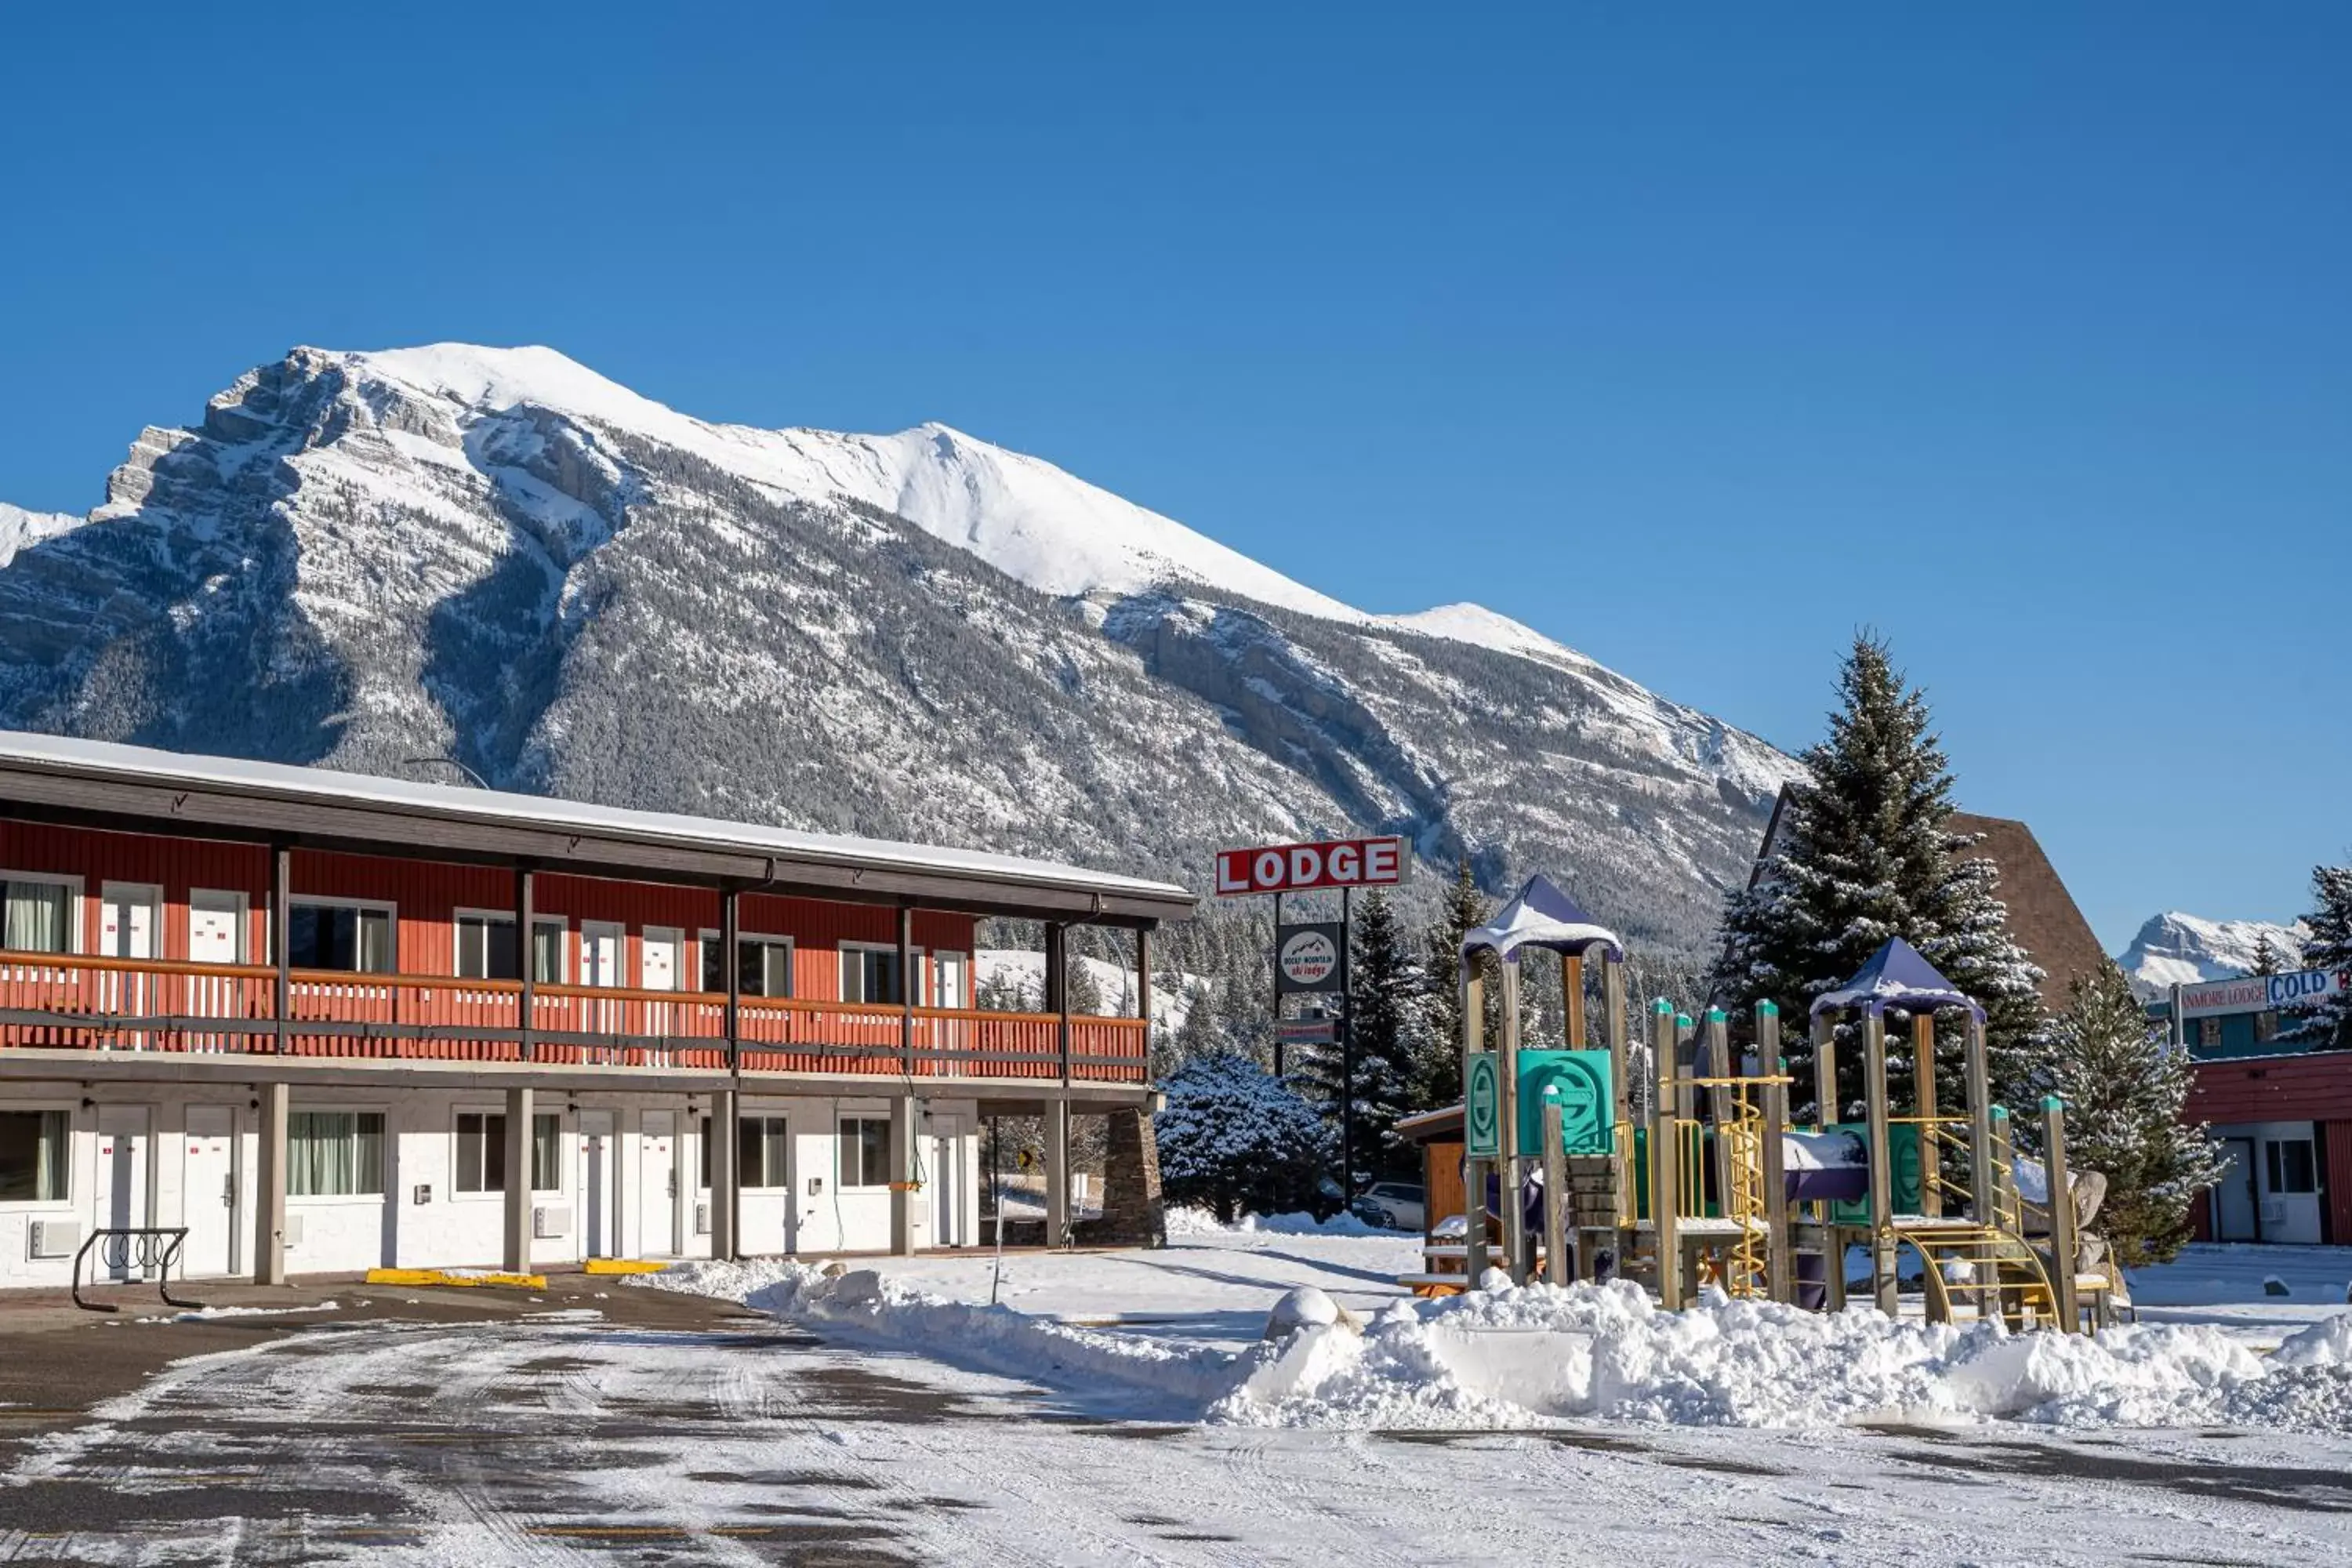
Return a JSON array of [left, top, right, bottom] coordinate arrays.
[[291, 905, 394, 973], [844, 949, 902, 1005], [840, 1117, 892, 1186], [0, 1109, 69, 1200], [456, 1112, 508, 1192], [705, 938, 794, 997], [2267, 1138, 2318, 1196]]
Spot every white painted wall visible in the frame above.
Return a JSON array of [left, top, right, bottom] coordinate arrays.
[[0, 1081, 987, 1289]]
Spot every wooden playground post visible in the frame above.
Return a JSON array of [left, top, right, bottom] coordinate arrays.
[[1965, 1014, 1999, 1321], [1704, 1008, 1733, 1229], [1812, 1009, 1846, 1309], [1463, 969, 1488, 1285], [1500, 963, 1527, 1286], [1650, 1000, 1681, 1308], [1603, 953, 1631, 1266], [2042, 1096, 2081, 1333], [1542, 1095, 1569, 1287], [1913, 1013, 1940, 1219], [1864, 1011, 1898, 1316], [1757, 1001, 1791, 1303], [1563, 952, 1586, 1050]]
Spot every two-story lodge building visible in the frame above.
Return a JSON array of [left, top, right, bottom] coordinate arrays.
[[0, 731, 1192, 1290]]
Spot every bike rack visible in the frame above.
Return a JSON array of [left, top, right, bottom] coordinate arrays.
[[71, 1227, 199, 1313]]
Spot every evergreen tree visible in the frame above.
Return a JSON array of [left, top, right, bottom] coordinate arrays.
[[2285, 864, 2352, 1050], [1412, 861, 1498, 1112], [1170, 983, 1218, 1062], [1346, 889, 1426, 1178], [1153, 1053, 1334, 1222], [2251, 930, 2282, 977], [1708, 635, 2049, 1117], [2047, 962, 2228, 1267], [1064, 949, 1105, 1016]]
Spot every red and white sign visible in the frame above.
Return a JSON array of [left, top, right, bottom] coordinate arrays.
[[1279, 929, 1340, 987], [1215, 836, 1406, 897]]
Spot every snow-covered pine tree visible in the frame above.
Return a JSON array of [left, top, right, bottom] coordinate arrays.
[[1152, 1052, 1334, 1222], [2046, 961, 2228, 1267], [1346, 888, 1425, 1179], [1708, 634, 2049, 1117], [1411, 861, 1497, 1112], [2285, 863, 2352, 1050], [2252, 929, 2282, 977]]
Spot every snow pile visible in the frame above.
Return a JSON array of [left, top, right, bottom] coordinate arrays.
[[1161, 1206, 1383, 1237]]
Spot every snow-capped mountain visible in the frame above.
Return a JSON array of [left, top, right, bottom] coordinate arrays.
[[0, 343, 1801, 955], [0, 503, 81, 568], [2115, 912, 2312, 998]]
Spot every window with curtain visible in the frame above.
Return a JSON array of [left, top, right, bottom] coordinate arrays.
[[456, 916, 566, 982], [702, 937, 793, 997], [839, 1117, 891, 1188], [532, 1112, 562, 1192], [737, 1116, 789, 1188], [290, 904, 394, 973], [840, 948, 903, 1005], [2, 880, 71, 955], [289, 1111, 385, 1196], [0, 1109, 69, 1201]]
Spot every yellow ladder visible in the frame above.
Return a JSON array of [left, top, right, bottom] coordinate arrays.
[[1886, 1222, 2056, 1329]]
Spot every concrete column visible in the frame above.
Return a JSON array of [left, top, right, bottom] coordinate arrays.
[[1043, 1098, 1070, 1247], [710, 1088, 738, 1261], [503, 1085, 533, 1273], [889, 1094, 919, 1255], [254, 1081, 288, 1286]]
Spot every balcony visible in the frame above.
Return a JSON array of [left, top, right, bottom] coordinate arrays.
[[0, 949, 1147, 1085]]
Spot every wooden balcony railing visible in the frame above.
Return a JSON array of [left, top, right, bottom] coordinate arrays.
[[0, 949, 1148, 1083]]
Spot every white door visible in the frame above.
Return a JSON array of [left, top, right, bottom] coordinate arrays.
[[182, 1105, 239, 1278], [933, 953, 969, 1011], [188, 891, 245, 964], [580, 922, 624, 1033], [641, 928, 682, 1054], [93, 1106, 151, 1279], [641, 1112, 677, 1256], [98, 884, 161, 1022], [579, 1112, 615, 1259], [929, 1115, 964, 1247]]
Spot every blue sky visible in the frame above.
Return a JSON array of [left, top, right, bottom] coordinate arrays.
[[3, 3, 2345, 950]]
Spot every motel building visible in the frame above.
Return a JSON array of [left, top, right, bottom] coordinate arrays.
[[2172, 967, 2352, 1246], [0, 731, 1189, 1291]]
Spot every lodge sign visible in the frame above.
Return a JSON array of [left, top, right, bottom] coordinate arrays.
[[1214, 835, 1406, 896]]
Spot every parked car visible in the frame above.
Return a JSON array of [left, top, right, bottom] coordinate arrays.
[[1352, 1181, 1427, 1232]]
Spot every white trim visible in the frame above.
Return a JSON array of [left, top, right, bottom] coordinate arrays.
[[0, 1099, 77, 1210], [452, 907, 570, 982], [0, 869, 83, 955]]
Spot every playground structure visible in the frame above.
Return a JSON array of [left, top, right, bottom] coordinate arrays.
[[1410, 875, 2119, 1333]]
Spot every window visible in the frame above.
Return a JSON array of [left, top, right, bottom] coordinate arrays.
[[289, 1111, 385, 1196], [2, 877, 74, 955], [839, 1116, 891, 1188], [2198, 1017, 2225, 1051], [2256, 1011, 2281, 1044], [739, 1116, 788, 1188], [2267, 1138, 2318, 1196], [0, 1109, 69, 1201], [290, 902, 394, 973], [702, 935, 793, 997], [841, 946, 904, 1005], [456, 1112, 563, 1192], [455, 914, 566, 982]]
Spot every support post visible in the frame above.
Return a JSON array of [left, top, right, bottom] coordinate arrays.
[[254, 1080, 287, 1285], [889, 1093, 918, 1255], [1863, 1012, 1896, 1316], [722, 884, 741, 1073], [1339, 884, 1354, 1204], [2042, 1096, 2081, 1332], [503, 1085, 533, 1274], [1137, 925, 1152, 1029], [1704, 1007, 1732, 1222], [1563, 952, 1586, 1050], [1603, 953, 1630, 1259], [1757, 1001, 1791, 1303], [1048, 923, 1071, 1084], [1500, 962, 1526, 1285], [1462, 966, 1488, 1284], [1650, 1000, 1681, 1308], [1914, 1012, 1939, 1218], [1965, 1014, 1998, 1321], [1044, 1098, 1070, 1247], [898, 903, 916, 1076], [271, 844, 292, 1054], [710, 1087, 738, 1261], [516, 864, 535, 1062], [1542, 1094, 1568, 1287]]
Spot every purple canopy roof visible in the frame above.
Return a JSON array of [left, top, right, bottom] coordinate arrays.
[[1461, 873, 1624, 971], [1809, 936, 1984, 1020]]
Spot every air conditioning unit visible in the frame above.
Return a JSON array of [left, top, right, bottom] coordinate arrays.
[[532, 1205, 572, 1240], [282, 1213, 306, 1248], [28, 1218, 79, 1259], [693, 1202, 711, 1235]]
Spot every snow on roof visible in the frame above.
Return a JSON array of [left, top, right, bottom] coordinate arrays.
[[0, 729, 1193, 907], [1810, 937, 1982, 1020], [1461, 874, 1624, 969]]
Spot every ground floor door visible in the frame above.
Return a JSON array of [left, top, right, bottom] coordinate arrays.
[[182, 1105, 239, 1278], [641, 1112, 677, 1257], [2216, 1137, 2261, 1241], [579, 1112, 617, 1259], [929, 1116, 966, 1247], [93, 1106, 151, 1279]]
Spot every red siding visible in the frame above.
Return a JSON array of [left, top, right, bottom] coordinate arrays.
[[0, 821, 270, 962], [2188, 1054, 2352, 1125], [2327, 1120, 2352, 1247]]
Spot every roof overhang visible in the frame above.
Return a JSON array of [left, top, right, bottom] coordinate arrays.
[[0, 735, 1196, 926]]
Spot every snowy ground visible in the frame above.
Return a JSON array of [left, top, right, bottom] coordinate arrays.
[[7, 1236, 2352, 1564]]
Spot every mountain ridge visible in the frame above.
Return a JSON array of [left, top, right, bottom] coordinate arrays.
[[0, 342, 1802, 958], [2114, 910, 2312, 998]]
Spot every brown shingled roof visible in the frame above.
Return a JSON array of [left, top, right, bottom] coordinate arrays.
[[1949, 811, 2108, 1007]]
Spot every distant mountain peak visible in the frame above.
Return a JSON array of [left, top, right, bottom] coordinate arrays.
[[2115, 910, 2311, 998]]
